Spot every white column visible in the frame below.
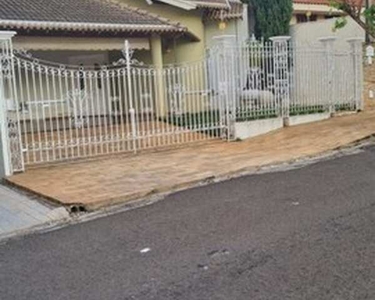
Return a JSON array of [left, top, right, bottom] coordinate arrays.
[[347, 38, 364, 111], [0, 31, 18, 177], [150, 35, 165, 117], [319, 37, 336, 114]]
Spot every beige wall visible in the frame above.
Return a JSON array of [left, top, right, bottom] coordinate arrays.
[[205, 4, 249, 49]]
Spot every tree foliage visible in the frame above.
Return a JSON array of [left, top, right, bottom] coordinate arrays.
[[243, 0, 293, 40], [331, 0, 375, 39]]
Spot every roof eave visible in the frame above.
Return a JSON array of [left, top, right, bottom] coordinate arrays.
[[150, 0, 197, 10], [150, 0, 235, 10], [0, 20, 187, 34], [293, 3, 343, 13], [196, 3, 230, 9]]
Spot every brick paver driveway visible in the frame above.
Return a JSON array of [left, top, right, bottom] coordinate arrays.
[[7, 111, 375, 210]]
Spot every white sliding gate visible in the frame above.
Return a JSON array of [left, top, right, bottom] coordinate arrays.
[[0, 33, 363, 175]]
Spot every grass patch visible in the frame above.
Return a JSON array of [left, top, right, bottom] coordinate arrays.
[[236, 108, 278, 122], [164, 110, 220, 128], [161, 103, 354, 135], [162, 109, 280, 127], [289, 105, 326, 116], [160, 111, 222, 137], [334, 103, 356, 112]]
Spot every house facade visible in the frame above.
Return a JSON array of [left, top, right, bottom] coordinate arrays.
[[247, 0, 342, 39], [0, 0, 248, 67], [121, 0, 249, 64], [290, 0, 365, 49], [291, 0, 343, 25], [0, 0, 198, 68]]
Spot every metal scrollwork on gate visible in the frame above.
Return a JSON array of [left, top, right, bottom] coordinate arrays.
[[0, 40, 24, 174], [1, 55, 12, 78], [66, 88, 89, 128], [7, 117, 23, 171]]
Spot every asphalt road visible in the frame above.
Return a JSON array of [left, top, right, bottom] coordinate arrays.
[[2, 146, 375, 300]]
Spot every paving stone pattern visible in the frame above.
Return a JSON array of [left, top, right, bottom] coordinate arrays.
[[7, 111, 375, 210]]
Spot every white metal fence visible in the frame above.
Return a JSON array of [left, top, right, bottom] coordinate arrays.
[[0, 33, 363, 175], [228, 36, 362, 124]]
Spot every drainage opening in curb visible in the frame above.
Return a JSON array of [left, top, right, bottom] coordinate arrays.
[[70, 205, 86, 213]]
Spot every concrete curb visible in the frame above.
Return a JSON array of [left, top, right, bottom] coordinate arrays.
[[2, 136, 373, 243], [0, 207, 71, 243]]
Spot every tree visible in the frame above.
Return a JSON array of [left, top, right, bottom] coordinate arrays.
[[243, 0, 293, 40], [331, 0, 375, 39]]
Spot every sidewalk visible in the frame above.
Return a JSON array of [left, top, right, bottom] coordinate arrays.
[[0, 185, 69, 240], [7, 110, 375, 210]]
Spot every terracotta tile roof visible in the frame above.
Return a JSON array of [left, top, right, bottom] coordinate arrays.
[[0, 0, 187, 35]]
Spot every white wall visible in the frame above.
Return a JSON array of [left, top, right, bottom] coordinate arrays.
[[290, 18, 361, 110], [290, 17, 365, 49]]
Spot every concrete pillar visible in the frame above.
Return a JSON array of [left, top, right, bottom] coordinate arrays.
[[150, 35, 165, 117], [211, 34, 236, 48], [0, 31, 20, 177]]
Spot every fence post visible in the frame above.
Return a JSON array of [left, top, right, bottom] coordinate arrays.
[[269, 36, 291, 120], [0, 31, 18, 177], [347, 38, 364, 111], [319, 37, 336, 114], [124, 40, 137, 153]]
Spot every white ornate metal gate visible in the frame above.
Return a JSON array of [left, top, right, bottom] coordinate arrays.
[[1, 37, 230, 173]]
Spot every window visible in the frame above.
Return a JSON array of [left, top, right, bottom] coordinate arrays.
[[309, 14, 318, 22], [325, 15, 340, 19], [296, 14, 318, 23]]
